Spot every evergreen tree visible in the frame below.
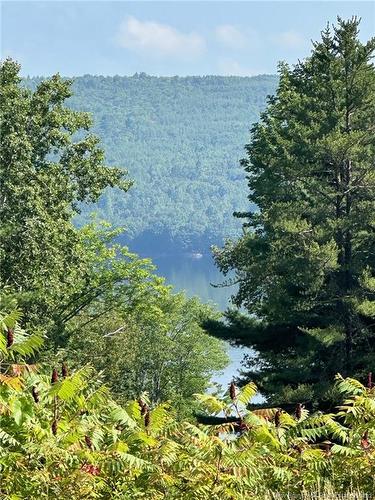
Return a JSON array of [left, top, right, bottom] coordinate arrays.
[[209, 18, 375, 406]]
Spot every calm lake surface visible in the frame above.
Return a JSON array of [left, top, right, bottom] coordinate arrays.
[[151, 254, 250, 389]]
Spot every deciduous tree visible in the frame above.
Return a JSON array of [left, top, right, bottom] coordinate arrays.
[[0, 59, 131, 342]]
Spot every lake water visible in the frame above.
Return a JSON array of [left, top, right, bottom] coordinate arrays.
[[151, 253, 250, 389]]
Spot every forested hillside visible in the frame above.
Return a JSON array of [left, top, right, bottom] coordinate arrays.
[[2, 16, 375, 497], [25, 74, 278, 253]]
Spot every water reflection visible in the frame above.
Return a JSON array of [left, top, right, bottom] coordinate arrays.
[[154, 254, 233, 310], [151, 254, 249, 389]]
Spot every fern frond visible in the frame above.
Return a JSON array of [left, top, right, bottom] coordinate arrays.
[[237, 382, 257, 407]]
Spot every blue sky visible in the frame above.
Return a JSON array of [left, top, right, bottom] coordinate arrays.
[[1, 1, 374, 76]]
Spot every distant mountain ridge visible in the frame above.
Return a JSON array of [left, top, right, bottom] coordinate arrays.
[[25, 74, 278, 254]]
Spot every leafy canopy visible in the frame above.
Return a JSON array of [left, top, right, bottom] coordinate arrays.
[[0, 59, 131, 337]]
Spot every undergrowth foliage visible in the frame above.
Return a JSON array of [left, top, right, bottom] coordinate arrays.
[[0, 302, 374, 499]]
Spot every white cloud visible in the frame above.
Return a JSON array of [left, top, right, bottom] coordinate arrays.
[[116, 16, 206, 59], [215, 25, 247, 49], [217, 58, 264, 77], [273, 31, 306, 49]]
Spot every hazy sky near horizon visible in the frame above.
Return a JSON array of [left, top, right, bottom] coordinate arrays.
[[1, 1, 374, 76]]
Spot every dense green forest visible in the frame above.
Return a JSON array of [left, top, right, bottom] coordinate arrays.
[[25, 73, 278, 253], [1, 16, 375, 499]]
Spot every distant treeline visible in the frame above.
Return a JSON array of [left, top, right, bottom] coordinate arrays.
[[24, 74, 278, 253]]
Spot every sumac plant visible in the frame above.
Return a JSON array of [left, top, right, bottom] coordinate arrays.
[[0, 302, 374, 499]]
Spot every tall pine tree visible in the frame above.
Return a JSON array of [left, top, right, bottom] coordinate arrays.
[[208, 18, 375, 406]]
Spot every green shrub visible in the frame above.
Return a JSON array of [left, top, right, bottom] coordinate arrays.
[[1, 304, 374, 499]]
